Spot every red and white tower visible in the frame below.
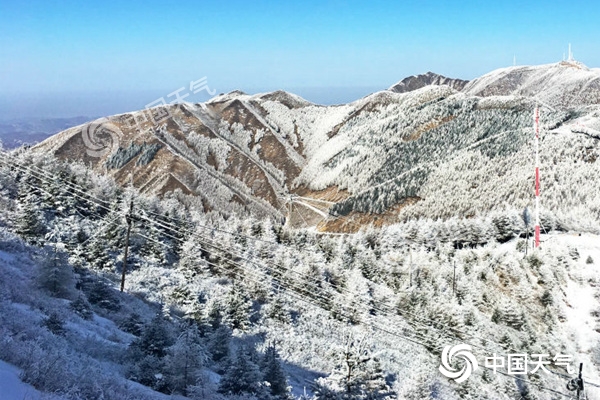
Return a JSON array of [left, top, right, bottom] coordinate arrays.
[[534, 106, 541, 248]]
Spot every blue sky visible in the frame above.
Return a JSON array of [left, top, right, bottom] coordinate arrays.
[[1, 0, 599, 118]]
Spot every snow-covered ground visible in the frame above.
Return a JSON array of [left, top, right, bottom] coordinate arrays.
[[0, 359, 61, 400], [550, 233, 600, 398]]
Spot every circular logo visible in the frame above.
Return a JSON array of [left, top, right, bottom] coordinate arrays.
[[439, 344, 478, 383], [81, 118, 122, 158]]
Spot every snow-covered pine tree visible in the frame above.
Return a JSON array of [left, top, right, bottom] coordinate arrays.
[[132, 312, 174, 358], [84, 279, 121, 311], [266, 294, 291, 324], [119, 312, 145, 336], [139, 224, 168, 265], [223, 284, 252, 330], [208, 325, 231, 365], [37, 245, 75, 298], [70, 293, 93, 319], [218, 346, 265, 397], [14, 189, 45, 243], [165, 323, 207, 395], [314, 335, 395, 399], [85, 232, 113, 270], [127, 312, 175, 392], [260, 344, 291, 399], [42, 312, 66, 336]]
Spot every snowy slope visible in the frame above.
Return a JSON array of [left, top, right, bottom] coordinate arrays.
[[28, 61, 600, 232], [463, 62, 600, 109], [0, 360, 56, 400], [388, 71, 469, 93], [3, 150, 600, 399]]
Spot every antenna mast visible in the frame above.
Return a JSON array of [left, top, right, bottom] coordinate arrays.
[[568, 43, 573, 62], [534, 106, 541, 248]]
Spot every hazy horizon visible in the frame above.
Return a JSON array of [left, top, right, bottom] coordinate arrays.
[[0, 85, 385, 120], [2, 0, 599, 119]]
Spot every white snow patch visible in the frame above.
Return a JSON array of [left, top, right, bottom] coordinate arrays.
[[0, 359, 61, 400]]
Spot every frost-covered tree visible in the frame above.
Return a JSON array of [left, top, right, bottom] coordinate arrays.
[[127, 313, 175, 392], [84, 279, 121, 311], [85, 233, 113, 270], [42, 312, 66, 336], [260, 345, 291, 399], [315, 335, 395, 399], [70, 293, 93, 319], [119, 312, 145, 336], [139, 225, 168, 265], [218, 346, 265, 397], [37, 245, 75, 298], [131, 312, 174, 358], [208, 325, 231, 365], [14, 190, 45, 243], [266, 295, 291, 324], [223, 285, 252, 330], [165, 323, 207, 395]]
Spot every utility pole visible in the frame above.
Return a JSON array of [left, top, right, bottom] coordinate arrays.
[[567, 362, 585, 398], [577, 362, 584, 399], [523, 207, 531, 256], [452, 260, 456, 297], [120, 199, 134, 292], [409, 248, 413, 288], [534, 106, 541, 248]]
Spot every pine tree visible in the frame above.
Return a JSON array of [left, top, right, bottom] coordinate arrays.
[[70, 293, 93, 320], [183, 298, 212, 337], [395, 358, 434, 400], [501, 300, 525, 330], [140, 225, 167, 265], [128, 354, 167, 392], [43, 312, 66, 336], [260, 345, 290, 399], [84, 279, 121, 311], [103, 207, 125, 249], [218, 346, 265, 397], [119, 312, 144, 336], [267, 295, 291, 324], [37, 245, 75, 298], [179, 236, 208, 276], [67, 228, 87, 267], [127, 313, 175, 392], [207, 300, 224, 330], [208, 325, 231, 364], [165, 324, 207, 395], [223, 285, 252, 330], [315, 336, 395, 399], [132, 313, 174, 358], [85, 233, 113, 270], [14, 190, 44, 243]]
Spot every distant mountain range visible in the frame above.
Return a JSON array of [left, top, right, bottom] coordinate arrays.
[[0, 116, 92, 149], [33, 61, 600, 231]]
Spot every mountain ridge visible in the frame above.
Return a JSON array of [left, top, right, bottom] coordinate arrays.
[[32, 61, 600, 231], [388, 71, 469, 93]]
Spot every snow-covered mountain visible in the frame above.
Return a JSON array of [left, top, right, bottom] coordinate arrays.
[[4, 61, 600, 400], [388, 71, 469, 93], [1, 156, 600, 399], [34, 61, 600, 232], [463, 61, 600, 109]]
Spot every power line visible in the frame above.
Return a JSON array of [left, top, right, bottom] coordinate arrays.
[[1, 152, 585, 383], [0, 150, 595, 394], [134, 209, 577, 398], [1, 150, 531, 358]]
